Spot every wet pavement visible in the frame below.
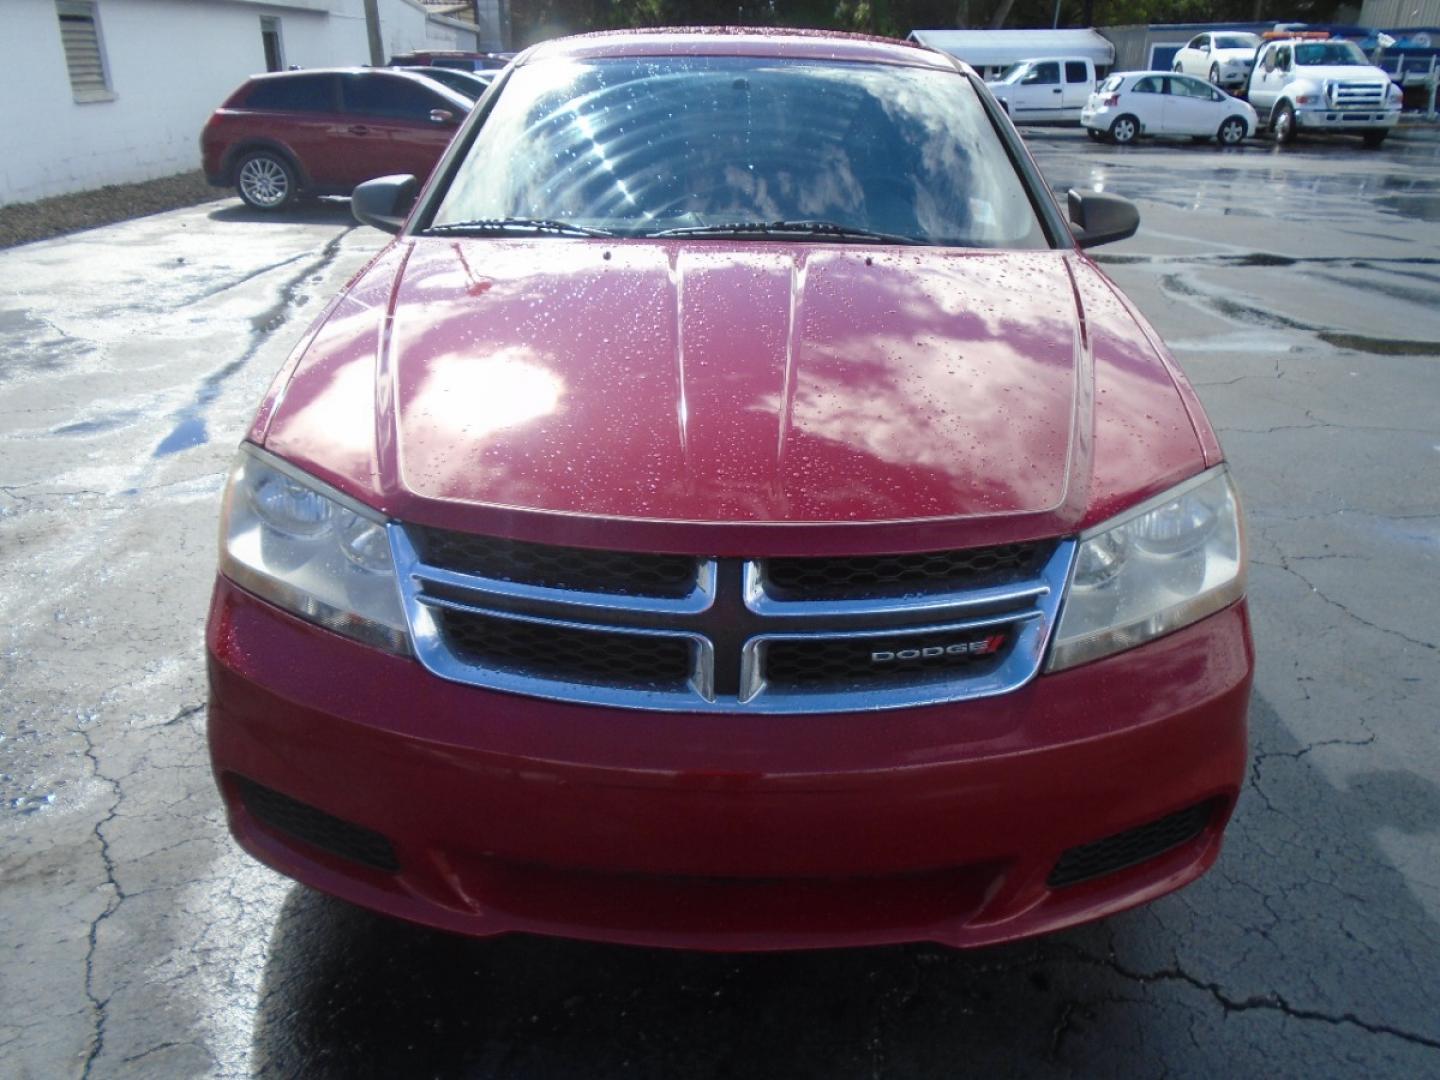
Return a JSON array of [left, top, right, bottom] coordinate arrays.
[[2, 130, 1439, 1078]]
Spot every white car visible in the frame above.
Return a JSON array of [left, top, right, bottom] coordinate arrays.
[[1082, 72, 1259, 146], [1171, 31, 1262, 89]]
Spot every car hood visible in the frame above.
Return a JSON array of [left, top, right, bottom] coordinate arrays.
[[1213, 47, 1257, 61], [1292, 65, 1388, 81], [259, 239, 1213, 553]]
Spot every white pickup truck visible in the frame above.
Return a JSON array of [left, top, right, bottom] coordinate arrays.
[[986, 57, 1098, 124], [1247, 37, 1403, 147]]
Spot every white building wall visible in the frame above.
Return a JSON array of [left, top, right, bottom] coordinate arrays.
[[0, 0, 480, 205]]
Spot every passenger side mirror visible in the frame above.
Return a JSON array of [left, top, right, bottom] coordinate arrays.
[[1066, 189, 1140, 249], [351, 174, 419, 234], [429, 108, 457, 125], [1263, 51, 1276, 73]]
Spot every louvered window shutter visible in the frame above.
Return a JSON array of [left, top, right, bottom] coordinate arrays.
[[56, 1, 112, 101]]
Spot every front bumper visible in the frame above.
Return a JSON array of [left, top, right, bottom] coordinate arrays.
[[207, 575, 1253, 951], [1296, 106, 1401, 130]]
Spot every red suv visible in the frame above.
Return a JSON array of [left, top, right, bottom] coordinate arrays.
[[200, 68, 471, 210], [206, 30, 1252, 951]]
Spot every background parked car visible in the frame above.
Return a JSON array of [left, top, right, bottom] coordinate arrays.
[[1082, 72, 1258, 146], [986, 57, 1097, 123], [201, 68, 471, 210], [389, 49, 515, 72], [396, 66, 495, 101], [1171, 31, 1262, 89]]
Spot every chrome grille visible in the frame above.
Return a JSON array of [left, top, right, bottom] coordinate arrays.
[[763, 542, 1053, 600], [435, 604, 695, 689], [411, 525, 699, 597], [1329, 80, 1386, 108], [392, 525, 1074, 714]]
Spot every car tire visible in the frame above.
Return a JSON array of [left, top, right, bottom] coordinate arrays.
[[1217, 116, 1247, 146], [235, 150, 297, 211], [1108, 115, 1139, 145], [1209, 64, 1222, 84], [1272, 102, 1297, 145], [1362, 130, 1388, 148], [1086, 127, 1103, 141]]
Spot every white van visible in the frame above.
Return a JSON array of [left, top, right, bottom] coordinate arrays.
[[987, 57, 1099, 123]]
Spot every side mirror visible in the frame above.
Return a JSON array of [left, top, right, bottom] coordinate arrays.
[[1066, 189, 1140, 249], [351, 174, 419, 234], [429, 108, 457, 125]]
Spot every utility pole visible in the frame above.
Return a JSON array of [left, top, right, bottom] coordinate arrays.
[[364, 0, 384, 66]]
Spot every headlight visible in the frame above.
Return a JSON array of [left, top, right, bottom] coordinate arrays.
[[1388, 82, 1404, 105], [218, 445, 410, 653], [1046, 467, 1245, 672]]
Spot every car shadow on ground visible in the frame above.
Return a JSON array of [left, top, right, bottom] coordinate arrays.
[[247, 696, 1440, 1078], [208, 199, 356, 227]]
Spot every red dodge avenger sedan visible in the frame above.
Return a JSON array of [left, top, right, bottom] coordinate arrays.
[[207, 29, 1252, 950]]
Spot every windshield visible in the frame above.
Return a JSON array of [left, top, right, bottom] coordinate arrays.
[[1295, 41, 1369, 66], [430, 55, 1049, 249], [1214, 34, 1259, 49]]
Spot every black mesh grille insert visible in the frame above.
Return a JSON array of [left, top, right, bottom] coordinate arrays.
[[413, 527, 698, 598], [764, 627, 1011, 687], [437, 607, 693, 688], [1048, 802, 1213, 889], [237, 777, 399, 873], [763, 542, 1054, 600]]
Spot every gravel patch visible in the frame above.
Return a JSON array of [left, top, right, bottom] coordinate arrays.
[[0, 171, 223, 249]]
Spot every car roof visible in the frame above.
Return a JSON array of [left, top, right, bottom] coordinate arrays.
[[397, 65, 490, 79], [518, 27, 963, 73], [249, 66, 438, 79]]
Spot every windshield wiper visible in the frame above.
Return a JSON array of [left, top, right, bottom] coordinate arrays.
[[648, 220, 927, 245], [425, 218, 615, 238]]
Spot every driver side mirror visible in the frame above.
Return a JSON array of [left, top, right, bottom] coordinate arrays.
[[351, 174, 419, 234], [1066, 189, 1140, 249], [1263, 52, 1276, 73]]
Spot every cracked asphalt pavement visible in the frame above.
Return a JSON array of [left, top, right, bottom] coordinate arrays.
[[2, 131, 1439, 1078]]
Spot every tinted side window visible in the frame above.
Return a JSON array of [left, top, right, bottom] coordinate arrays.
[[1065, 61, 1089, 83], [343, 74, 445, 121], [1133, 76, 1162, 94], [1170, 77, 1212, 99], [1023, 62, 1060, 85], [243, 75, 335, 112]]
